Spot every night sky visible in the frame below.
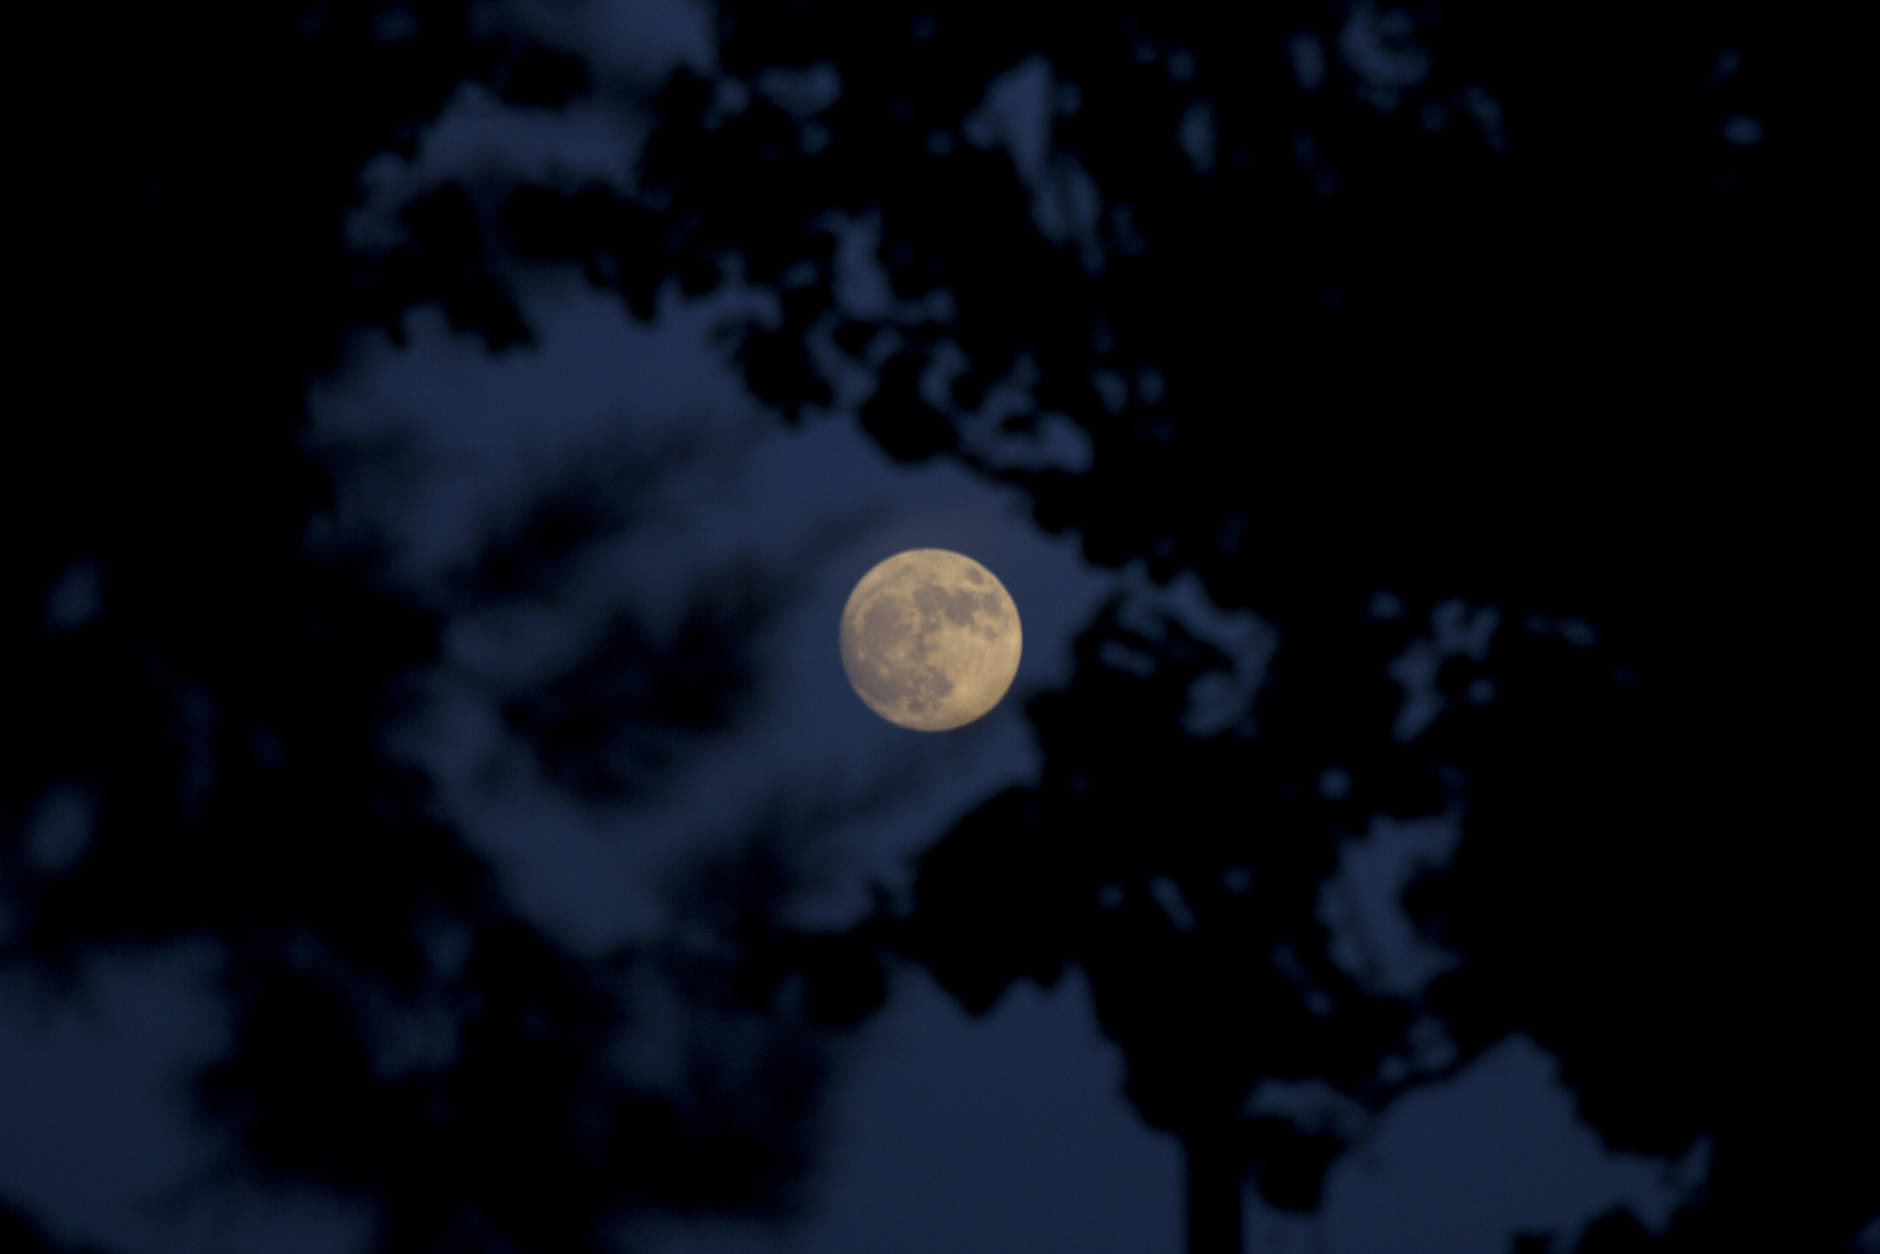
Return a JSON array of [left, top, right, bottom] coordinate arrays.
[[6, 3, 1871, 1254]]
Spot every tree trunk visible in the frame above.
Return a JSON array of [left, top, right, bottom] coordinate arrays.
[[1183, 1127, 1243, 1254]]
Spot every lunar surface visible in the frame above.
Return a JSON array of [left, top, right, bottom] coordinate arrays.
[[839, 549, 1022, 731]]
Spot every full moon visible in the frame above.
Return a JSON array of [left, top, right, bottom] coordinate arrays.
[[839, 549, 1022, 731]]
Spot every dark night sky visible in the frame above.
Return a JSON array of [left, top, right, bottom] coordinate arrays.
[[6, 2, 1870, 1253]]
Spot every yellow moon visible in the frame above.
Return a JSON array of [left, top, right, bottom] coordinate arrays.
[[839, 549, 1022, 731]]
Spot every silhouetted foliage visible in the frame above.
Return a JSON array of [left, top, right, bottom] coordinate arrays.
[[505, 3, 1857, 1252], [12, 414, 837, 1252], [5, 4, 862, 1253], [10, 1, 1867, 1253]]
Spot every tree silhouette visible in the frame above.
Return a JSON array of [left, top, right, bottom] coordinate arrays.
[[10, 407, 857, 1251], [11, 2, 1866, 1253], [549, 3, 1854, 1252], [6, 3, 876, 1251]]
